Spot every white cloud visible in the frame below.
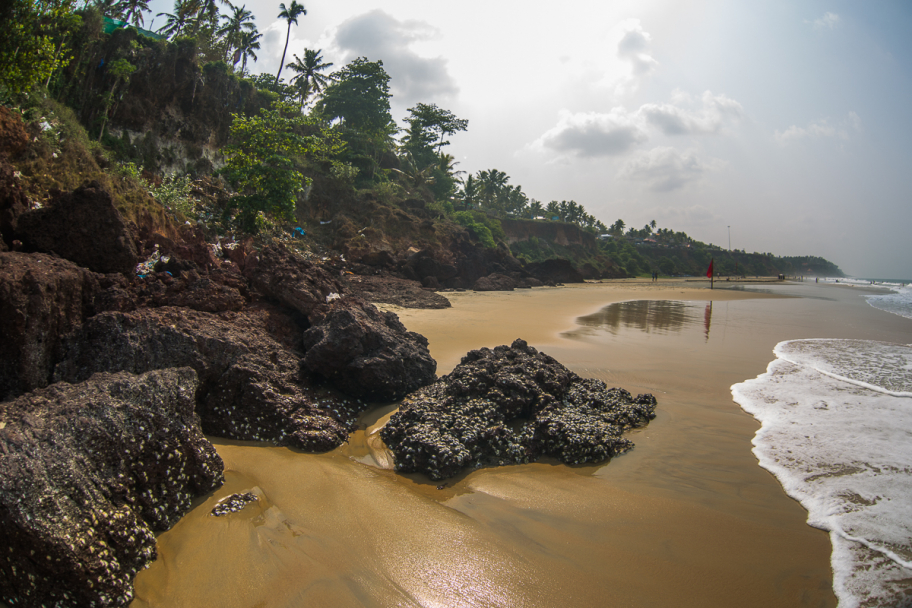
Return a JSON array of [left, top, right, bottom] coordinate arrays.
[[639, 90, 745, 135], [810, 12, 841, 31], [774, 112, 862, 145], [617, 21, 658, 77], [652, 204, 720, 225], [619, 147, 723, 191], [333, 10, 457, 104], [612, 19, 658, 94], [532, 108, 647, 158]]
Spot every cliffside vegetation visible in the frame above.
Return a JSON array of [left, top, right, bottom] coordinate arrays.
[[1, 0, 845, 279]]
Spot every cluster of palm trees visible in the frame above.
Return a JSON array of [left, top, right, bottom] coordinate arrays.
[[457, 170, 609, 233], [99, 0, 334, 107]]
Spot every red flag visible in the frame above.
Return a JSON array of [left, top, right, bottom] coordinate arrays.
[[706, 258, 714, 278]]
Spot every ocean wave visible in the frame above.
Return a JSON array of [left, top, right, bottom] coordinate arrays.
[[865, 284, 912, 321], [732, 339, 912, 608]]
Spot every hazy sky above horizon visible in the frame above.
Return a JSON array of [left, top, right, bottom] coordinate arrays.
[[144, 0, 912, 278]]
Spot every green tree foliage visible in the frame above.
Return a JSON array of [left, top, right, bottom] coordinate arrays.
[[317, 57, 393, 134], [0, 0, 81, 94], [218, 101, 344, 232]]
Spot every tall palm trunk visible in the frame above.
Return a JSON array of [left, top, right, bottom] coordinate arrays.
[[275, 22, 291, 84]]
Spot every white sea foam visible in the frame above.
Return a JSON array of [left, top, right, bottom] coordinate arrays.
[[732, 339, 912, 607], [866, 284, 912, 321]]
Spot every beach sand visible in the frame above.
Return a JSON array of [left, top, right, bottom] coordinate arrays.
[[130, 279, 912, 608]]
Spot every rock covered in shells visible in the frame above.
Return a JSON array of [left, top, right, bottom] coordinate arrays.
[[302, 296, 437, 402], [210, 492, 258, 517], [381, 339, 657, 480], [0, 368, 223, 608], [53, 307, 356, 451], [242, 244, 342, 316], [0, 252, 99, 401]]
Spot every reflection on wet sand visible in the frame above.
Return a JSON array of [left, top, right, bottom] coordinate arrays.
[[573, 299, 703, 335]]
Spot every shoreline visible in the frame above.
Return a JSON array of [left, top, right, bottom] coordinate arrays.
[[129, 279, 912, 607]]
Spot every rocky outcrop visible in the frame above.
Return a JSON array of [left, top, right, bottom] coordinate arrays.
[[473, 273, 518, 291], [95, 268, 247, 314], [0, 368, 223, 608], [242, 245, 342, 315], [342, 273, 451, 309], [302, 297, 437, 402], [54, 307, 355, 451], [524, 258, 585, 284], [0, 252, 99, 401], [380, 339, 657, 480], [15, 181, 138, 274]]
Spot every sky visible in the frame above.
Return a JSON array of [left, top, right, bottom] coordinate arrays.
[[144, 0, 912, 279]]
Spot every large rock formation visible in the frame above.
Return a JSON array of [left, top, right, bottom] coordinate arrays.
[[54, 307, 354, 451], [0, 368, 223, 608], [302, 297, 437, 402], [0, 252, 99, 401], [15, 181, 138, 275], [381, 339, 657, 480], [242, 245, 342, 315]]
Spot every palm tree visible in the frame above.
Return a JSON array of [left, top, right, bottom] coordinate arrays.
[[460, 175, 479, 211], [117, 0, 150, 26], [157, 0, 200, 38], [529, 199, 544, 219], [477, 169, 508, 210], [218, 3, 255, 59], [275, 1, 306, 85], [286, 49, 333, 107], [95, 0, 123, 19], [235, 29, 261, 73], [546, 200, 560, 219]]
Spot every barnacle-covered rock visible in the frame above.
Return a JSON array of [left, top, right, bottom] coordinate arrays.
[[242, 244, 342, 316], [381, 339, 656, 480], [54, 307, 356, 451], [0, 252, 99, 401], [302, 296, 437, 402], [0, 368, 223, 608]]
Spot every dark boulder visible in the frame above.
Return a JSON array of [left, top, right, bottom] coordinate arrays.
[[0, 368, 223, 608], [473, 273, 518, 291], [524, 258, 585, 284], [0, 252, 98, 401], [242, 245, 342, 315], [380, 339, 657, 480], [0, 155, 31, 246], [54, 307, 354, 451], [302, 297, 437, 401], [15, 181, 138, 274]]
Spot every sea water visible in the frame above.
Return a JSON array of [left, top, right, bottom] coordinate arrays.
[[865, 284, 912, 321], [732, 339, 912, 607]]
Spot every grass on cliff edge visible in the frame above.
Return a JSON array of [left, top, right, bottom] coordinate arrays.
[[5, 94, 177, 238]]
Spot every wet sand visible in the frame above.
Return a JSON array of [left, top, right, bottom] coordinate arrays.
[[131, 279, 912, 607]]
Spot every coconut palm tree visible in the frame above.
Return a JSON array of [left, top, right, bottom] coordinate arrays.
[[217, 3, 256, 61], [95, 0, 123, 19], [157, 0, 200, 38], [275, 0, 306, 85], [235, 29, 261, 73], [477, 169, 508, 210], [459, 174, 479, 211], [286, 49, 333, 107], [117, 0, 150, 26], [529, 199, 544, 219]]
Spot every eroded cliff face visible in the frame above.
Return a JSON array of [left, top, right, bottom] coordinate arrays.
[[54, 26, 272, 175], [500, 217, 597, 249]]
